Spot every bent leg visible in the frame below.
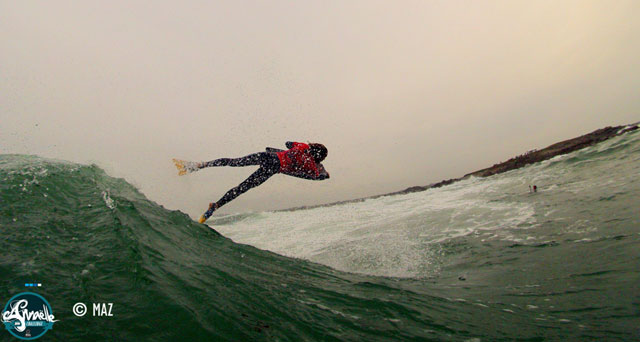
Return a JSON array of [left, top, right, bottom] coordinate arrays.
[[214, 166, 277, 209], [199, 152, 280, 221]]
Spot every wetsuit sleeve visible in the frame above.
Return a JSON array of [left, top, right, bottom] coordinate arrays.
[[295, 163, 328, 181], [316, 164, 330, 180]]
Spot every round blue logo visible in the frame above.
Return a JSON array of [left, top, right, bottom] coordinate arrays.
[[2, 292, 56, 340]]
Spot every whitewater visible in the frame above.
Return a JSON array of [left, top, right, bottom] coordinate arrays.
[[1, 129, 638, 341], [215, 129, 640, 280]]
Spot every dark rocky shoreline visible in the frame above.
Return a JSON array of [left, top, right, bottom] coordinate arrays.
[[282, 123, 638, 211]]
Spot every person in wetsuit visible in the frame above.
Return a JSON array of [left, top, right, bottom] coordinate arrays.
[[197, 141, 329, 222]]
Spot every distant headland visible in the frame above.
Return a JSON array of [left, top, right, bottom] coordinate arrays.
[[283, 123, 638, 211]]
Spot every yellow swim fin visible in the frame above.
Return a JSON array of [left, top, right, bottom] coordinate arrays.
[[173, 159, 201, 176], [198, 203, 216, 224], [172, 159, 188, 176]]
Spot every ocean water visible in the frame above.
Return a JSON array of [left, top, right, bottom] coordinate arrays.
[[1, 130, 639, 341]]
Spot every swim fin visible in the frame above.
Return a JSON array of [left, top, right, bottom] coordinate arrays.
[[198, 203, 216, 223], [173, 159, 200, 176]]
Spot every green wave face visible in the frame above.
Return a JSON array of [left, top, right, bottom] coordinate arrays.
[[0, 155, 466, 341], [1, 129, 640, 341]]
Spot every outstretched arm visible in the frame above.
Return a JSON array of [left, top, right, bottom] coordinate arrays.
[[284, 164, 330, 181], [316, 164, 330, 180]]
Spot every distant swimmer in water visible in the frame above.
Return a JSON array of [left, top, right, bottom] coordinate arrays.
[[173, 142, 330, 223]]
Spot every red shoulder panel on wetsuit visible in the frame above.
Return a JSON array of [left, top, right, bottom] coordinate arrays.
[[276, 142, 320, 178]]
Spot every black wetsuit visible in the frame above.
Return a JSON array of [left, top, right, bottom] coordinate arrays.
[[200, 142, 329, 220], [204, 152, 280, 209]]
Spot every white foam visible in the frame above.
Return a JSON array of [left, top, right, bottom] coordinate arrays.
[[213, 131, 640, 278], [102, 190, 116, 210], [215, 174, 536, 278]]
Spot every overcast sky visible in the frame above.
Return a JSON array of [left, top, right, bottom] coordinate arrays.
[[2, 1, 639, 217]]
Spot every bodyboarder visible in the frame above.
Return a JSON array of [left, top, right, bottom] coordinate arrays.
[[173, 142, 329, 223]]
